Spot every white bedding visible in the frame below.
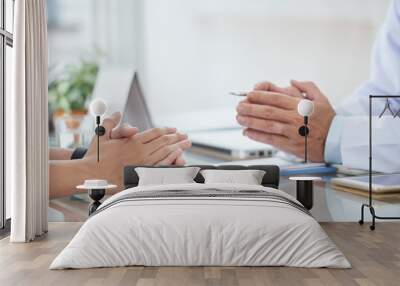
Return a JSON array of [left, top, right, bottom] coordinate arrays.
[[50, 183, 350, 269]]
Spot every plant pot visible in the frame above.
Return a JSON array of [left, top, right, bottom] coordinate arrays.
[[53, 109, 89, 148], [64, 109, 88, 130]]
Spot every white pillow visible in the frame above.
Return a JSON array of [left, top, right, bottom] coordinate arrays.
[[135, 167, 201, 186], [200, 169, 266, 185]]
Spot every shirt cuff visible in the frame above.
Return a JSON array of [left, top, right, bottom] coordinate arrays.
[[324, 116, 344, 164], [71, 147, 88, 160]]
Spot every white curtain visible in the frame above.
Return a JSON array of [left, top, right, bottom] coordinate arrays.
[[8, 0, 49, 242]]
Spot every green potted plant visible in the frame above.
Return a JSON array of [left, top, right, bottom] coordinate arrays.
[[49, 60, 99, 145], [49, 59, 99, 116]]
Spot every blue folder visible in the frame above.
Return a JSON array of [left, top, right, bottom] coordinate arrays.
[[280, 164, 337, 176]]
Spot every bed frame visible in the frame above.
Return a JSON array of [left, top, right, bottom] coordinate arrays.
[[123, 165, 280, 189]]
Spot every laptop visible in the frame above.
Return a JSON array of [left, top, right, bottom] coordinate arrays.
[[92, 69, 275, 160], [153, 106, 276, 160], [188, 128, 276, 160], [92, 66, 153, 131]]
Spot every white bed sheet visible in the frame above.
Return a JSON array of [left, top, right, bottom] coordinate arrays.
[[50, 183, 350, 269]]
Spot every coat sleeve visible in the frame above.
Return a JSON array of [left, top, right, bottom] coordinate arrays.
[[338, 0, 400, 116], [324, 0, 400, 172], [340, 116, 400, 173]]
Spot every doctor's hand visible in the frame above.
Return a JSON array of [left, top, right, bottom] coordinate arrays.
[[236, 80, 336, 162]]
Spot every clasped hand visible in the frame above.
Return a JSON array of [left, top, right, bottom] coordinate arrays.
[[84, 112, 191, 188], [236, 80, 336, 162]]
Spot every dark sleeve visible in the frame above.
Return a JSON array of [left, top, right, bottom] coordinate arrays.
[[70, 147, 88, 160]]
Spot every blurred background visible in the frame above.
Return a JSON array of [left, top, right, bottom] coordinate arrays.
[[47, 0, 390, 148], [46, 0, 392, 222]]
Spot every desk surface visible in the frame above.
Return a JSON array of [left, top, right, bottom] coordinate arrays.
[[184, 150, 400, 222], [48, 151, 400, 223]]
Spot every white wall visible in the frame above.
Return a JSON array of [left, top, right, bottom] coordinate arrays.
[[137, 0, 391, 129], [47, 0, 93, 67], [48, 0, 138, 68], [47, 0, 392, 130], [92, 0, 139, 66]]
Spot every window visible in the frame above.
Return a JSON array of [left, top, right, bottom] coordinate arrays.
[[0, 0, 14, 232]]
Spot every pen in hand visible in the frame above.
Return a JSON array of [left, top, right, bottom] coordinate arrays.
[[230, 92, 248, 97], [230, 91, 309, 98]]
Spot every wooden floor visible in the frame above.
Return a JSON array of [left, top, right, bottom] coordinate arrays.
[[0, 222, 399, 286]]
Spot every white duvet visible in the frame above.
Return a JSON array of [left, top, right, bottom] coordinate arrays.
[[50, 183, 350, 269]]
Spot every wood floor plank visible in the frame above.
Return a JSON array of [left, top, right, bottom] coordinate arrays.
[[1, 222, 400, 286]]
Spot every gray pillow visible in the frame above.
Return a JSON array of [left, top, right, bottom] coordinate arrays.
[[135, 167, 201, 186], [200, 169, 266, 185]]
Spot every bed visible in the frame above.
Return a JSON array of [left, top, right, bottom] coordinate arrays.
[[50, 165, 350, 269]]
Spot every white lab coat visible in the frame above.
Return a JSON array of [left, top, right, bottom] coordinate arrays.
[[333, 0, 400, 173]]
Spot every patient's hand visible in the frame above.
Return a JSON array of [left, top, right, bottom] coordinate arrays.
[[49, 112, 191, 198], [84, 127, 191, 188], [87, 112, 188, 166], [83, 112, 191, 187]]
